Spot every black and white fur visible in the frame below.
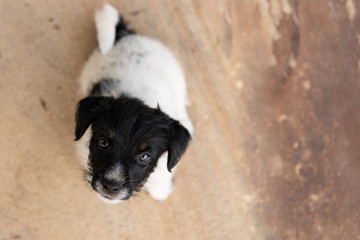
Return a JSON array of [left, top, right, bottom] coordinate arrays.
[[75, 4, 193, 203]]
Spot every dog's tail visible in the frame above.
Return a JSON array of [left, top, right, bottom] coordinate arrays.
[[95, 4, 135, 55]]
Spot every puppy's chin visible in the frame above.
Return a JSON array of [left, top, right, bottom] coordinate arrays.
[[97, 194, 125, 204], [95, 188, 132, 204]]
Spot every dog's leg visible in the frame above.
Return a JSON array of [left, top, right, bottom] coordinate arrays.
[[144, 153, 174, 201]]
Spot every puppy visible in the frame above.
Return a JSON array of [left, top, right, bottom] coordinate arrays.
[[75, 4, 193, 203]]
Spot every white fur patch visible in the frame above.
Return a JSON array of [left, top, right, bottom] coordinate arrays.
[[76, 128, 91, 169], [104, 163, 125, 182]]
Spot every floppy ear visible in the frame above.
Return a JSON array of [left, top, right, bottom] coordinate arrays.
[[74, 97, 105, 141], [167, 120, 192, 172]]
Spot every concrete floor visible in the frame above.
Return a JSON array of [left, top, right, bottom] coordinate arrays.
[[1, 0, 360, 239]]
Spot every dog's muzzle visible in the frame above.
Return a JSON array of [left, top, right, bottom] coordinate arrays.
[[94, 180, 131, 203], [85, 169, 132, 203]]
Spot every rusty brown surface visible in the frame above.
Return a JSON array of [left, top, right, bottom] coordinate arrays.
[[0, 0, 359, 239]]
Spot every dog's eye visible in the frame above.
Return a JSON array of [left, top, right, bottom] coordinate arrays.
[[138, 153, 152, 164], [98, 138, 109, 149]]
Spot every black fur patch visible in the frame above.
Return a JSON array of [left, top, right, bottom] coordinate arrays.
[[75, 95, 191, 200], [89, 78, 120, 96], [115, 16, 135, 43]]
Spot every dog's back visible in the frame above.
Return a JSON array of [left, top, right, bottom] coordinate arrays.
[[79, 4, 193, 133]]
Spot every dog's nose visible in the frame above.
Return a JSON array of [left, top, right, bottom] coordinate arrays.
[[102, 181, 123, 195]]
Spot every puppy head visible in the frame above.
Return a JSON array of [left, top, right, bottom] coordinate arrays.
[[75, 96, 191, 203]]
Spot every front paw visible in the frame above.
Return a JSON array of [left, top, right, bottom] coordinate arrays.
[[145, 181, 174, 201]]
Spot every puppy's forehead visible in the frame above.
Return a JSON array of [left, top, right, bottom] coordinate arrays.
[[93, 98, 169, 141]]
